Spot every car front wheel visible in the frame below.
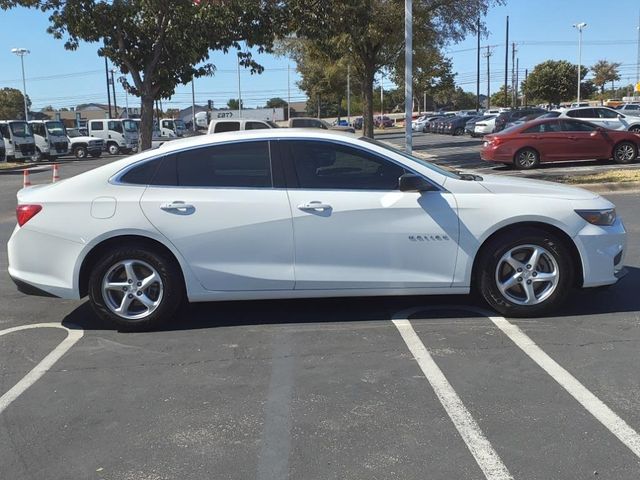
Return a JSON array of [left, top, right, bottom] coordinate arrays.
[[88, 244, 185, 330], [74, 146, 87, 159], [613, 141, 638, 164], [107, 143, 120, 155], [476, 227, 574, 317]]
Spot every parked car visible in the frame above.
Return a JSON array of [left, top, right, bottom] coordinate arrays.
[[504, 111, 554, 129], [333, 119, 350, 127], [352, 117, 364, 130], [494, 108, 547, 132], [413, 115, 442, 133], [473, 116, 498, 137], [374, 115, 394, 128], [559, 107, 640, 133], [8, 129, 626, 330], [66, 128, 104, 159], [208, 118, 278, 134], [446, 115, 481, 136], [481, 118, 640, 169], [289, 117, 355, 133], [465, 115, 494, 137], [614, 104, 640, 116]]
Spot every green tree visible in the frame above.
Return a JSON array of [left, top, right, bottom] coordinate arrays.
[[2, 0, 287, 150], [265, 97, 288, 108], [522, 60, 588, 106], [226, 99, 244, 110], [288, 0, 500, 138], [591, 60, 621, 95], [490, 85, 513, 108], [0, 88, 30, 119]]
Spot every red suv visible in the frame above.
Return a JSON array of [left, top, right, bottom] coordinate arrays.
[[374, 115, 394, 128]]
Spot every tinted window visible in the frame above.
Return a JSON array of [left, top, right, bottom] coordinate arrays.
[[108, 121, 123, 133], [90, 121, 103, 131], [561, 120, 596, 132], [174, 141, 271, 188], [567, 108, 596, 118], [287, 141, 405, 190], [214, 121, 240, 133], [246, 121, 269, 130], [120, 159, 162, 185], [0, 124, 9, 139], [523, 121, 562, 133], [31, 123, 44, 136], [596, 108, 619, 119]]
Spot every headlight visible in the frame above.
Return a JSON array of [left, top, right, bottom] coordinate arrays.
[[575, 209, 616, 226]]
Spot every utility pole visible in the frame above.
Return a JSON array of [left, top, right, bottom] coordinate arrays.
[[287, 64, 291, 121], [380, 71, 384, 115], [423, 91, 427, 113], [236, 56, 242, 119], [515, 57, 519, 107], [511, 42, 517, 107], [476, 16, 481, 112], [504, 16, 509, 108], [636, 11, 640, 86], [191, 80, 196, 132], [405, 0, 413, 154], [523, 68, 529, 106], [347, 64, 351, 124], [104, 57, 112, 118], [110, 69, 118, 118], [483, 46, 493, 109]]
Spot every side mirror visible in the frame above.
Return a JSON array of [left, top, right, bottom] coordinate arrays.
[[399, 173, 436, 192]]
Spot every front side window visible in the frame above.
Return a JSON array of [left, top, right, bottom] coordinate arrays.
[[286, 140, 405, 190], [0, 124, 10, 139], [108, 121, 124, 133], [214, 121, 240, 133], [171, 141, 272, 188], [596, 108, 619, 119]]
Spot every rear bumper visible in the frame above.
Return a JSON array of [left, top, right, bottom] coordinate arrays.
[[480, 145, 512, 163]]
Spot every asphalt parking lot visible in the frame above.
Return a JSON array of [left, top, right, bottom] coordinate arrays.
[[1, 148, 640, 479]]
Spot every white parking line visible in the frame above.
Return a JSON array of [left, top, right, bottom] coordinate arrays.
[[0, 322, 83, 415], [393, 308, 513, 480], [488, 314, 640, 459]]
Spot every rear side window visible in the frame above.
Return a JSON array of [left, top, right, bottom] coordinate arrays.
[[567, 108, 596, 118], [167, 141, 272, 188], [119, 159, 162, 185], [523, 121, 562, 133], [214, 121, 240, 133], [90, 121, 103, 131]]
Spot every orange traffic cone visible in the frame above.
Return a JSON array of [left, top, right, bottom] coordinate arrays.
[[23, 169, 31, 188], [52, 164, 60, 183]]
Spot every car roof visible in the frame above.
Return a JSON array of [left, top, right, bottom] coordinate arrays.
[[157, 128, 359, 153]]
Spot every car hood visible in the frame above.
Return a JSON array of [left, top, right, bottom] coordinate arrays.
[[477, 173, 599, 200]]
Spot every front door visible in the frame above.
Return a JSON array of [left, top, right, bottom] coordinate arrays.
[[560, 120, 610, 160], [140, 140, 295, 291], [279, 139, 460, 290]]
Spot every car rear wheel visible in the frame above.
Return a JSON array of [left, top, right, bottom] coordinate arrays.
[[514, 148, 540, 169], [88, 244, 185, 330], [476, 227, 574, 317], [107, 143, 120, 155], [613, 141, 638, 164], [454, 127, 465, 136]]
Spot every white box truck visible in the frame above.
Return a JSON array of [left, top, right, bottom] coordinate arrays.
[[88, 119, 139, 155], [0, 120, 36, 161], [160, 118, 187, 137], [29, 120, 70, 160]]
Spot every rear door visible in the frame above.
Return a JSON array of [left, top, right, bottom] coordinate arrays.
[[279, 139, 460, 290], [520, 121, 567, 161], [139, 140, 294, 291]]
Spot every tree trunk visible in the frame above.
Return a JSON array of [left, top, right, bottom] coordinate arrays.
[[362, 65, 376, 138], [140, 94, 155, 151]]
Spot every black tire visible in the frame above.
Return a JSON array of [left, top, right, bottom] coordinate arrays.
[[612, 141, 638, 164], [88, 244, 185, 331], [454, 127, 465, 136], [107, 142, 120, 155], [514, 148, 540, 169], [475, 227, 575, 318], [629, 126, 640, 134], [74, 146, 88, 159]]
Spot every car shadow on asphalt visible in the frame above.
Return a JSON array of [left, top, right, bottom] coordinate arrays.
[[63, 267, 640, 333]]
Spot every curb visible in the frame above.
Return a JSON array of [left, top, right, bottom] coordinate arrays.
[[569, 181, 640, 193]]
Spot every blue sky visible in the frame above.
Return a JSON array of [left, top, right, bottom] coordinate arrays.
[[1, 0, 639, 112]]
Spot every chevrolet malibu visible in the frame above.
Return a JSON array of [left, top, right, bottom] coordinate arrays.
[[8, 130, 626, 330]]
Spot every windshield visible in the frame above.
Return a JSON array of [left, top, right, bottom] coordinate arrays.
[[174, 120, 186, 129], [360, 137, 461, 179], [10, 121, 32, 138], [46, 121, 66, 136], [123, 120, 137, 133]]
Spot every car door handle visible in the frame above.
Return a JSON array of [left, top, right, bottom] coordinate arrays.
[[160, 201, 195, 213], [298, 201, 332, 211], [567, 136, 577, 140]]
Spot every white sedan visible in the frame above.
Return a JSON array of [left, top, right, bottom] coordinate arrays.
[[8, 130, 626, 330]]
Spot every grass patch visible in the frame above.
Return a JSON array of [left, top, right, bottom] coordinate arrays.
[[0, 162, 24, 170], [562, 169, 640, 185]]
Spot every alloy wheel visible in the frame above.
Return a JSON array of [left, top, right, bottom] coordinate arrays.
[[516, 150, 538, 168], [495, 244, 559, 306], [615, 143, 636, 162]]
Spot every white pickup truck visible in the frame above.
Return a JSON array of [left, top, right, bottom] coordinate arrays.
[[66, 128, 104, 159]]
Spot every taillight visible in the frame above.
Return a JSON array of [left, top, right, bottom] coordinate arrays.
[[16, 204, 42, 227]]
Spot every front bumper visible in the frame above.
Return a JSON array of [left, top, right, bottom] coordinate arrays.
[[574, 217, 627, 288]]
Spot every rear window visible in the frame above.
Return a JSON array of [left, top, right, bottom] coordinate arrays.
[[214, 121, 241, 133]]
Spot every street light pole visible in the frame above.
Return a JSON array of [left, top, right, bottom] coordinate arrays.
[[11, 48, 30, 121], [573, 22, 587, 104], [405, 0, 413, 154]]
